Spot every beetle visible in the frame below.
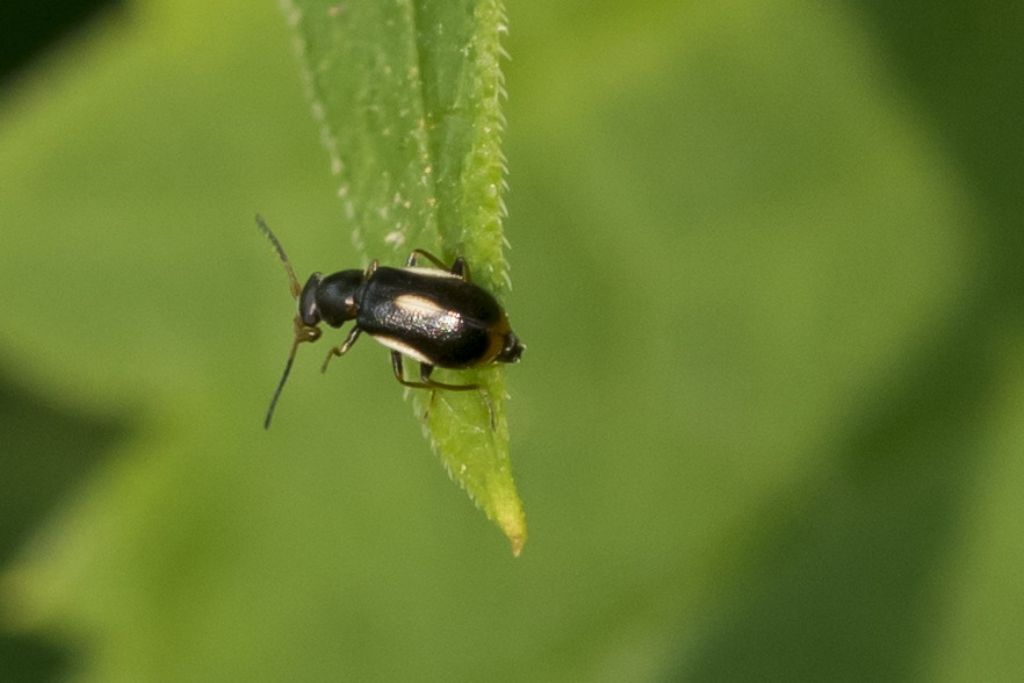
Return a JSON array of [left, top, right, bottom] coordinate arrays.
[[256, 215, 524, 428]]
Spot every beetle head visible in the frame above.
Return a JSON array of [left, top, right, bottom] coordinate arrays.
[[314, 269, 364, 327]]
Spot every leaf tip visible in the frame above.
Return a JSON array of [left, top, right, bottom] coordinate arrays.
[[494, 496, 527, 557]]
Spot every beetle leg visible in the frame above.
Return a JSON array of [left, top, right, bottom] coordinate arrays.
[[393, 356, 495, 428], [391, 356, 495, 430], [321, 326, 362, 373], [450, 257, 470, 281], [405, 249, 445, 269], [389, 352, 434, 389], [419, 363, 480, 391], [389, 354, 478, 390], [422, 364, 495, 428], [406, 249, 471, 281], [390, 351, 416, 387], [364, 259, 379, 278]]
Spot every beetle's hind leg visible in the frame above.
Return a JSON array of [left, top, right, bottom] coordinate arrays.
[[391, 354, 495, 429], [418, 365, 495, 429], [405, 249, 471, 281], [389, 353, 479, 391], [418, 363, 481, 392]]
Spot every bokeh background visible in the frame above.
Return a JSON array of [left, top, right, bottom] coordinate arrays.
[[2, 0, 1023, 680]]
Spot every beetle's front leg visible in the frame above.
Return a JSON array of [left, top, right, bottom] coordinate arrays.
[[321, 326, 362, 373]]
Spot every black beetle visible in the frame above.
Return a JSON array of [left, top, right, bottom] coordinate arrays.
[[257, 216, 524, 428]]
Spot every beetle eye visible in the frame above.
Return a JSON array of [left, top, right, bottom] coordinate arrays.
[[299, 273, 323, 326]]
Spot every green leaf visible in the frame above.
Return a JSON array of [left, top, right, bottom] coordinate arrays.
[[281, 0, 525, 554]]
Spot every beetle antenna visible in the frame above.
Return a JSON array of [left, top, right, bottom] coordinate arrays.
[[256, 214, 302, 298], [257, 215, 324, 428], [263, 336, 300, 429], [263, 317, 323, 429]]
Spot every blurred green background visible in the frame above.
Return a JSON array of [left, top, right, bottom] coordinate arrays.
[[2, 0, 1023, 681]]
